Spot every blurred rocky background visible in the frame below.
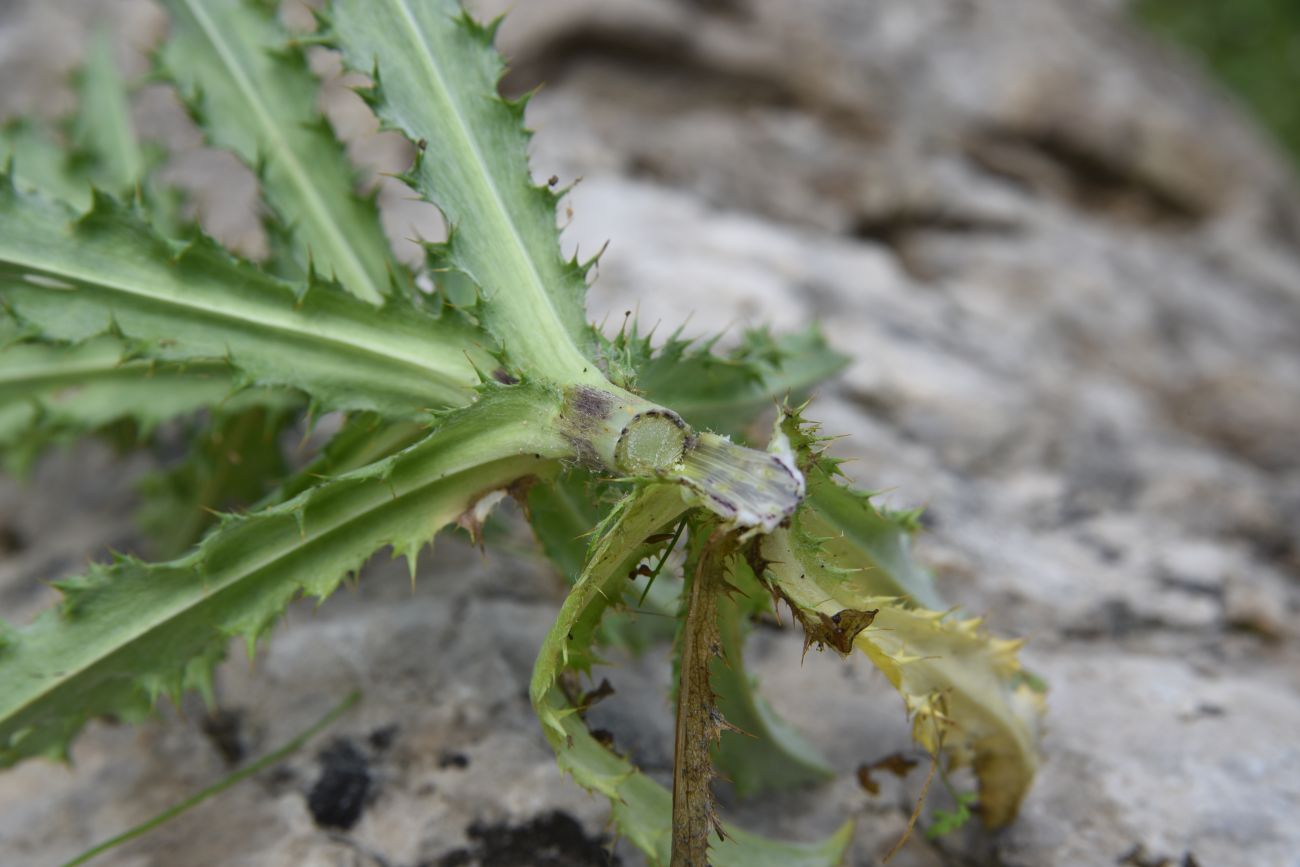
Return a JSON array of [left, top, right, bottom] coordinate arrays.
[[1, 0, 1298, 865]]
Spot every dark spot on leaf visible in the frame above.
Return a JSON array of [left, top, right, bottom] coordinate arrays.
[[491, 368, 519, 385], [307, 739, 371, 830], [438, 750, 470, 770], [569, 386, 613, 421]]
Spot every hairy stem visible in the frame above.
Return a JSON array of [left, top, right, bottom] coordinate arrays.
[[672, 522, 735, 865]]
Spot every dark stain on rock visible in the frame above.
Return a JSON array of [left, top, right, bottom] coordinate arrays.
[[680, 0, 751, 20], [307, 739, 372, 830], [260, 764, 298, 798], [431, 811, 621, 867], [438, 749, 470, 770], [1063, 599, 1169, 641], [965, 131, 1206, 229], [1117, 844, 1203, 867], [368, 724, 399, 752], [0, 522, 25, 554], [201, 708, 246, 766]]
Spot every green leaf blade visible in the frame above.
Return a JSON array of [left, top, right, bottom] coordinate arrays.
[[527, 470, 681, 651], [160, 0, 401, 303], [0, 384, 570, 767], [272, 414, 427, 504], [636, 326, 849, 439], [782, 408, 946, 609], [0, 331, 249, 472], [803, 475, 947, 610], [330, 0, 596, 381], [710, 558, 835, 796], [761, 522, 1044, 828], [529, 486, 852, 866], [71, 30, 145, 196], [0, 185, 488, 417], [1, 121, 91, 209], [759, 409, 1042, 826]]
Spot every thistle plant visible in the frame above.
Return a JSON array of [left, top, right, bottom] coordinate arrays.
[[0, 2, 1045, 863]]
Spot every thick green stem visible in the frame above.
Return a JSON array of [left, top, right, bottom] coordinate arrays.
[[676, 432, 804, 533], [560, 385, 687, 472], [559, 385, 805, 532]]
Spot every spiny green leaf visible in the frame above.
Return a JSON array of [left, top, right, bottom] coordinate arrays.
[[328, 0, 812, 527], [329, 0, 599, 382], [527, 469, 679, 651], [0, 183, 490, 417], [750, 410, 1042, 825], [710, 556, 834, 796], [633, 325, 849, 439], [803, 476, 946, 610], [0, 383, 570, 767], [0, 331, 247, 474], [3, 43, 182, 233], [760, 524, 1044, 828], [159, 0, 403, 303], [70, 28, 187, 235], [781, 408, 947, 609], [0, 121, 90, 208], [69, 30, 145, 196], [530, 485, 852, 866], [273, 414, 427, 504]]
